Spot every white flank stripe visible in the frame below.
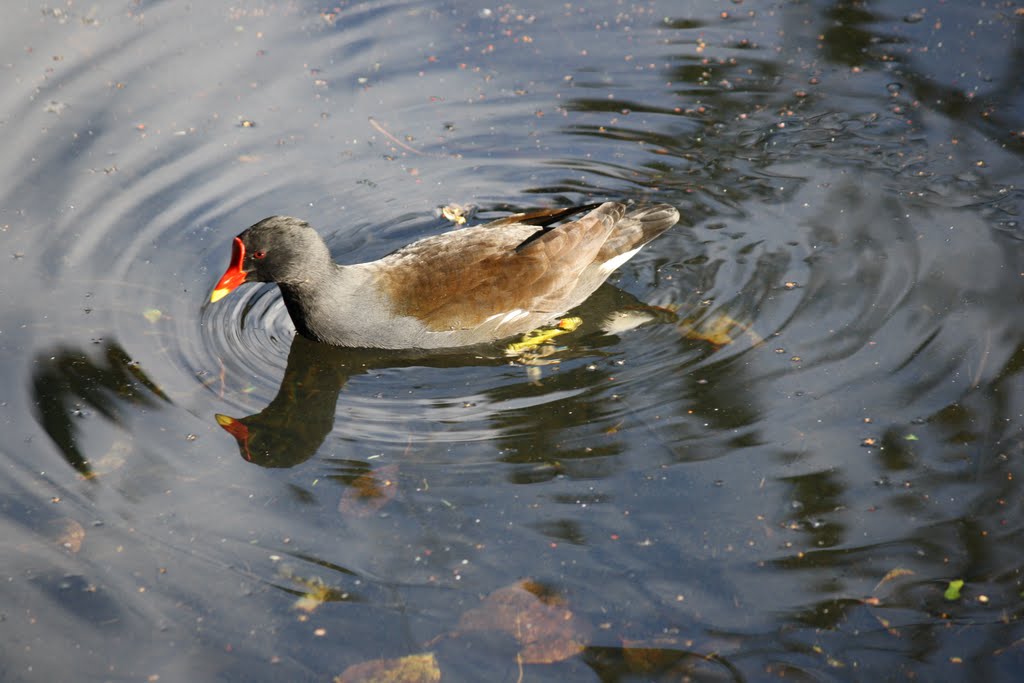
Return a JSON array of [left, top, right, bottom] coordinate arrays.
[[500, 309, 528, 325], [599, 247, 642, 274], [484, 309, 529, 325]]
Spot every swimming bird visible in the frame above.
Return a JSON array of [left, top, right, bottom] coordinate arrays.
[[209, 201, 679, 349]]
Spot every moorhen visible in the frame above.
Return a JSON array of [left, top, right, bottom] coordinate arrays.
[[209, 201, 679, 349]]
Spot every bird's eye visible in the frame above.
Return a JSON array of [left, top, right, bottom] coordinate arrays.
[[252, 250, 267, 260]]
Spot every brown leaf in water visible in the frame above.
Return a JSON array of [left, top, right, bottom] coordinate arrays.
[[333, 652, 440, 683], [621, 635, 744, 675], [294, 579, 333, 614], [338, 463, 399, 518], [55, 519, 86, 552], [622, 636, 688, 672], [457, 579, 589, 663], [283, 570, 350, 614], [679, 314, 741, 346]]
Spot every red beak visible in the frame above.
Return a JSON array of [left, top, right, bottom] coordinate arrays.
[[210, 237, 247, 303], [215, 414, 252, 461]]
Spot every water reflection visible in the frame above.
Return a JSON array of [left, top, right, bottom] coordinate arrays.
[[216, 284, 679, 468], [30, 341, 171, 477], [3, 0, 1024, 679]]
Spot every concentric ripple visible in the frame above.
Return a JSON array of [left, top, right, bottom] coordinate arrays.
[[3, 1, 1024, 681]]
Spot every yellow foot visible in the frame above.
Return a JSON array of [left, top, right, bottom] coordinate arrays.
[[505, 316, 583, 362]]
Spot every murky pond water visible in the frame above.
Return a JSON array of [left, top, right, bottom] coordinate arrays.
[[2, 0, 1023, 680]]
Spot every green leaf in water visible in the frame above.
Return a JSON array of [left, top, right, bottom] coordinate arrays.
[[944, 579, 964, 601], [143, 308, 163, 324]]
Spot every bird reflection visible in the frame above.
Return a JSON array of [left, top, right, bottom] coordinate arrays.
[[215, 284, 677, 468], [214, 336, 492, 467]]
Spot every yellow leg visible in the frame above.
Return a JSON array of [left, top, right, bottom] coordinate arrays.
[[505, 317, 583, 358]]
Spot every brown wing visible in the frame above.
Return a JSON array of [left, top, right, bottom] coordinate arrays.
[[478, 203, 604, 230], [377, 203, 624, 331], [595, 204, 680, 262]]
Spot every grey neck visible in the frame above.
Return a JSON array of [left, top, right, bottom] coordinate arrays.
[[277, 264, 383, 346]]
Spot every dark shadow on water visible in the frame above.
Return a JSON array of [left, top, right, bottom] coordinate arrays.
[[30, 341, 171, 477]]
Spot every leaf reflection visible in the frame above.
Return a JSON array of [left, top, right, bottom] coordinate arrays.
[[30, 341, 170, 476]]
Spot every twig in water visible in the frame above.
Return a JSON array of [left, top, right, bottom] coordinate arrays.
[[369, 116, 425, 156]]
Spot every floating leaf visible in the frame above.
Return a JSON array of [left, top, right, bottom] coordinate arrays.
[[457, 579, 589, 663], [904, 434, 919, 441], [441, 204, 469, 225], [944, 579, 964, 601], [334, 652, 440, 683], [142, 308, 163, 324]]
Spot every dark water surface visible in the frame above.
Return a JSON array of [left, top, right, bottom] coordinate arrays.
[[2, 0, 1023, 680]]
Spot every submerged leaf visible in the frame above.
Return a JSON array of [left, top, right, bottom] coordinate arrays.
[[334, 652, 440, 683], [338, 463, 399, 518], [287, 573, 348, 613], [55, 518, 86, 552], [678, 313, 762, 347], [679, 316, 735, 346], [142, 308, 163, 324], [621, 638, 689, 673], [294, 582, 333, 613], [457, 579, 589, 663]]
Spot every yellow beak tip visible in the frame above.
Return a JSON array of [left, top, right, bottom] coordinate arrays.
[[214, 414, 236, 427], [210, 288, 230, 303]]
